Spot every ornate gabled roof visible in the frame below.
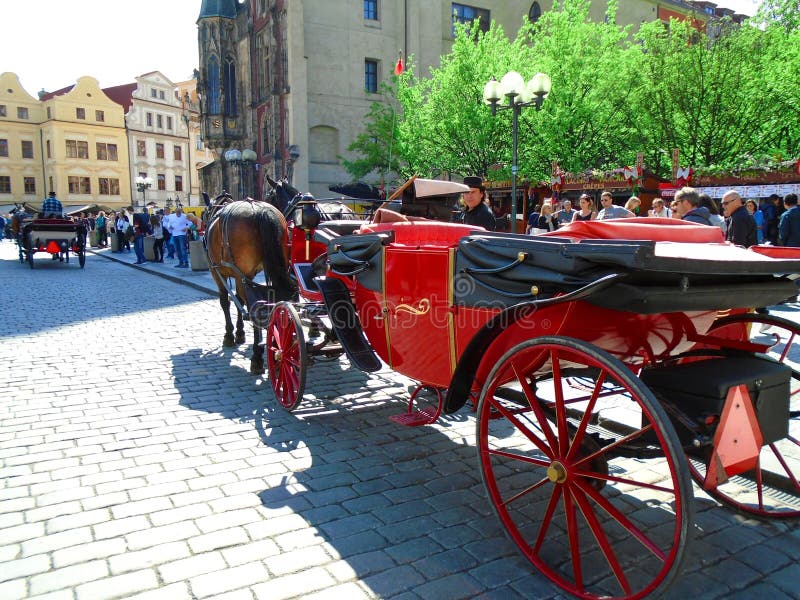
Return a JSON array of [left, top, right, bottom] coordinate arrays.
[[198, 0, 238, 20]]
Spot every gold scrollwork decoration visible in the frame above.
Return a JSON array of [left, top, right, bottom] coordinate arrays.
[[394, 298, 431, 316]]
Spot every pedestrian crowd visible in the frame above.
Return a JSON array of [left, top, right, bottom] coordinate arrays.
[[524, 188, 800, 249]]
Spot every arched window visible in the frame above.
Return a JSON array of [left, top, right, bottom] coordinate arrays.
[[207, 56, 221, 114], [223, 58, 237, 117], [529, 2, 542, 24], [261, 112, 272, 157]]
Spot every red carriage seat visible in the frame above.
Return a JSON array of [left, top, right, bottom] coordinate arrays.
[[358, 221, 483, 247], [546, 217, 725, 244]]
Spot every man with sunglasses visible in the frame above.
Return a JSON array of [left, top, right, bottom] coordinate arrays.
[[721, 190, 757, 248]]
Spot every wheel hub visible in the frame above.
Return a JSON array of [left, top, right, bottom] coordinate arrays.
[[546, 460, 568, 484], [274, 349, 283, 362]]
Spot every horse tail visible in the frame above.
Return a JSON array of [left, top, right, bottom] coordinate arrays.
[[255, 204, 296, 301]]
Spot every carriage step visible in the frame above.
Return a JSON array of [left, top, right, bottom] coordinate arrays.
[[390, 408, 439, 427], [313, 276, 382, 372]]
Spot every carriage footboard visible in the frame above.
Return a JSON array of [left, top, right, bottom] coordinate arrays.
[[314, 276, 382, 372]]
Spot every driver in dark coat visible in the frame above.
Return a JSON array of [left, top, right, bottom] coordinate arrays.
[[460, 176, 495, 230]]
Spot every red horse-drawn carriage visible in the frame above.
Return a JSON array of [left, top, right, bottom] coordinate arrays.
[[211, 179, 799, 599]]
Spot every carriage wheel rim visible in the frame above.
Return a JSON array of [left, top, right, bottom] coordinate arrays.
[[477, 336, 692, 600], [266, 303, 306, 411]]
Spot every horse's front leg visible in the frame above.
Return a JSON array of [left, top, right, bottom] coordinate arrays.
[[234, 294, 246, 345], [250, 321, 264, 375], [213, 273, 236, 347]]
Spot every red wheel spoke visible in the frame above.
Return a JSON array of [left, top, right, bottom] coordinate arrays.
[[532, 484, 563, 556], [550, 349, 571, 456], [487, 396, 555, 459], [778, 331, 797, 362], [563, 488, 584, 592], [573, 423, 654, 471], [574, 469, 679, 495], [499, 476, 551, 509], [570, 482, 633, 596], [769, 443, 800, 492], [488, 448, 551, 468], [575, 477, 668, 561], [566, 371, 607, 462], [512, 364, 558, 450]]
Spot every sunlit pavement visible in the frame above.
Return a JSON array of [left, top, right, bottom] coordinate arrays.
[[0, 240, 798, 600]]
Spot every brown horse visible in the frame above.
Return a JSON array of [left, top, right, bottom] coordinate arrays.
[[205, 197, 296, 374]]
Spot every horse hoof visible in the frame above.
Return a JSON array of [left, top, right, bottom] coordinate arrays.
[[223, 335, 236, 347], [250, 363, 265, 375], [235, 334, 246, 345]]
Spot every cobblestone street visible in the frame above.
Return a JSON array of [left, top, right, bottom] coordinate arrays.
[[1, 242, 798, 599]]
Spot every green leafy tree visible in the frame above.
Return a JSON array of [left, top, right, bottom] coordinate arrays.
[[631, 18, 784, 175], [341, 81, 403, 182], [756, 0, 800, 32]]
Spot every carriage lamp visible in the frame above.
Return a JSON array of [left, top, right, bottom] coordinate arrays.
[[135, 176, 153, 210], [483, 71, 551, 232]]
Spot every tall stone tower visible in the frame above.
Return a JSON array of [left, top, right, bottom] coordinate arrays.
[[196, 0, 245, 194]]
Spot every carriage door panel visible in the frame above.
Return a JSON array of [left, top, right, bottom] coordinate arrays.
[[383, 246, 453, 388]]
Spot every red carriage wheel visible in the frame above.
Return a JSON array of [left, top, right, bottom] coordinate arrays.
[[690, 313, 800, 518], [266, 302, 307, 411], [477, 336, 692, 600]]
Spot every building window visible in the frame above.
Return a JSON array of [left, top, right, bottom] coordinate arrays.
[[0, 139, 7, 157], [156, 143, 165, 159], [159, 90, 165, 100], [156, 114, 163, 129], [365, 59, 378, 93], [137, 140, 146, 157], [364, 0, 378, 20], [46, 107, 51, 119], [151, 89, 158, 98], [157, 173, 166, 191], [207, 56, 221, 114], [96, 142, 118, 161], [0, 105, 6, 117], [24, 177, 36, 194], [17, 107, 29, 119], [46, 140, 51, 158], [224, 58, 237, 116], [98, 177, 120, 195], [452, 3, 490, 34], [175, 175, 183, 192], [167, 116, 173, 130], [146, 112, 153, 126], [66, 140, 89, 159], [196, 135, 203, 151], [174, 145, 182, 161], [68, 176, 91, 194], [21, 140, 33, 159], [0, 176, 10, 193], [528, 2, 541, 24], [96, 110, 105, 122], [76, 107, 86, 120]]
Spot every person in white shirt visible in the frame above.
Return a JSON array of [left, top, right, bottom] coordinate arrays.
[[168, 207, 193, 268], [161, 208, 175, 260], [648, 197, 672, 218]]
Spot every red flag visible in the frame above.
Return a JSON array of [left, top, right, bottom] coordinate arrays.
[[394, 57, 404, 76]]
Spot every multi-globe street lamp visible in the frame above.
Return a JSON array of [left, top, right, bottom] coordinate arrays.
[[483, 71, 551, 231], [135, 175, 153, 210], [224, 148, 258, 199]]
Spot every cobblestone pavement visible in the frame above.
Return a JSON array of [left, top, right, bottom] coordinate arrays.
[[1, 241, 799, 600]]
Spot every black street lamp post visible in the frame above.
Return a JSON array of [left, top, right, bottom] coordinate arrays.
[[135, 175, 153, 210], [483, 71, 551, 232]]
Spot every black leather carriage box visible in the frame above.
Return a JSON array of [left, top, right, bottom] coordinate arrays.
[[640, 357, 790, 445]]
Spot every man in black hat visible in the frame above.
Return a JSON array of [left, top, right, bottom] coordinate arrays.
[[461, 176, 495, 230], [40, 191, 63, 218]]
